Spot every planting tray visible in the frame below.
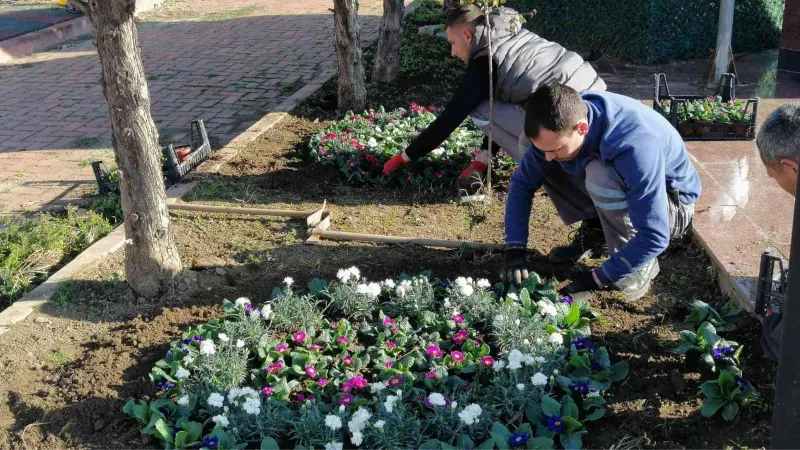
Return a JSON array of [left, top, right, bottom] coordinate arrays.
[[653, 73, 759, 141], [755, 248, 787, 318], [91, 119, 213, 194]]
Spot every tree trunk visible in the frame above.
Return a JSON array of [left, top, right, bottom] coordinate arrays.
[[78, 0, 182, 297], [372, 0, 404, 83], [333, 0, 367, 112], [443, 0, 460, 16]]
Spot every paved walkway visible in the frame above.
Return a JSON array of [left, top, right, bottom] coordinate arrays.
[[0, 3, 77, 42], [0, 0, 386, 213]]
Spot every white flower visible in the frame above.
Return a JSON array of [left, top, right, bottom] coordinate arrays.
[[458, 404, 483, 425], [236, 339, 245, 348], [443, 298, 451, 309], [477, 278, 491, 288], [325, 414, 343, 431], [523, 339, 531, 346], [370, 382, 386, 393], [234, 297, 251, 309], [428, 393, 447, 406], [537, 301, 557, 317], [455, 277, 468, 286], [515, 319, 521, 326], [451, 401, 458, 410], [384, 395, 398, 413], [183, 354, 195, 365], [212, 415, 229, 427], [507, 349, 524, 364], [283, 277, 294, 287], [242, 397, 261, 415], [548, 333, 564, 345], [175, 367, 190, 379], [382, 279, 396, 289], [356, 282, 381, 299], [350, 407, 372, 429], [553, 369, 560, 375], [200, 340, 216, 356], [507, 293, 519, 301], [374, 420, 385, 429], [339, 404, 346, 413], [534, 356, 547, 363], [517, 383, 526, 391], [493, 360, 507, 372], [207, 392, 224, 407], [325, 443, 343, 450], [467, 277, 473, 284], [249, 309, 261, 321], [177, 395, 189, 406], [458, 284, 474, 297], [535, 338, 543, 345], [218, 333, 230, 342], [261, 304, 273, 320], [531, 372, 549, 386], [351, 431, 364, 446], [337, 267, 361, 283], [431, 147, 445, 156], [523, 354, 536, 365]]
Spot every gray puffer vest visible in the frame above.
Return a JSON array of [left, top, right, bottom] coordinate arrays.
[[470, 7, 606, 104]]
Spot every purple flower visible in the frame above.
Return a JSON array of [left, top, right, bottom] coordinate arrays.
[[180, 346, 189, 354], [203, 435, 220, 450], [385, 361, 394, 368], [386, 341, 397, 349], [310, 344, 323, 351], [292, 331, 307, 344], [713, 346, 736, 360], [590, 361, 603, 371], [276, 344, 289, 353], [734, 375, 749, 389], [452, 313, 465, 324], [481, 356, 495, 368], [571, 337, 596, 353], [158, 406, 170, 417], [510, 432, 530, 448], [166, 350, 173, 359], [341, 382, 353, 394], [382, 317, 395, 326], [156, 381, 175, 391], [305, 364, 318, 378], [570, 380, 598, 396], [427, 345, 444, 358], [453, 330, 469, 345], [244, 304, 255, 313], [295, 393, 306, 403], [266, 362, 283, 374], [261, 386, 274, 396], [342, 355, 354, 366], [337, 336, 349, 344], [388, 376, 404, 388], [339, 394, 354, 406], [450, 351, 464, 362], [546, 415, 565, 433], [560, 296, 574, 306], [426, 370, 437, 379], [317, 378, 329, 388]]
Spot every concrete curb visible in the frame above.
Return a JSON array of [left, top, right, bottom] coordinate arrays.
[[0, 0, 166, 63]]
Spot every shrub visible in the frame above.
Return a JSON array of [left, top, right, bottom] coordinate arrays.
[[126, 268, 628, 450]]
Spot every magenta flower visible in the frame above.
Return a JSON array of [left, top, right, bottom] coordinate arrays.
[[351, 376, 368, 390], [331, 322, 340, 329], [339, 394, 354, 406], [382, 317, 395, 326], [451, 351, 465, 362], [296, 393, 306, 403], [452, 313, 465, 324], [337, 335, 349, 344], [261, 386, 274, 396], [427, 345, 444, 358], [310, 344, 323, 351], [318, 378, 329, 388], [341, 382, 353, 394], [305, 364, 318, 379], [388, 376, 404, 388], [266, 362, 283, 374], [276, 344, 288, 353], [453, 330, 469, 345], [426, 370, 437, 379], [473, 339, 480, 346], [292, 331, 307, 344], [342, 355, 354, 366], [481, 356, 495, 368], [386, 341, 397, 349], [391, 326, 399, 334], [385, 361, 394, 368]]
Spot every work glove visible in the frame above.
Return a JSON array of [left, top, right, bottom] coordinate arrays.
[[383, 153, 409, 176], [503, 247, 529, 286], [559, 269, 602, 301]]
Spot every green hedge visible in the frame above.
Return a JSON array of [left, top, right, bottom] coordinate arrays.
[[506, 0, 784, 63]]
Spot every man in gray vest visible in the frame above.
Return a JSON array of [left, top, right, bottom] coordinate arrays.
[[382, 4, 605, 183]]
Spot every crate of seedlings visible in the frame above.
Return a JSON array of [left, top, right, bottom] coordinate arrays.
[[653, 73, 759, 141]]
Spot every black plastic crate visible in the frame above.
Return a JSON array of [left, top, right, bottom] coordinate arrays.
[[755, 248, 787, 318], [653, 73, 759, 141], [92, 119, 213, 194]]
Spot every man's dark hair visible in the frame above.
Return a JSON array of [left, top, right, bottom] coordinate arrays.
[[445, 4, 485, 29], [524, 84, 588, 139]]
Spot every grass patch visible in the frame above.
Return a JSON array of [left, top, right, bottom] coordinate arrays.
[[50, 281, 86, 306], [204, 5, 261, 21], [0, 208, 112, 307], [45, 346, 73, 368]]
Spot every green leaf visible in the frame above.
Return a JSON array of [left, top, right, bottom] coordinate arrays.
[[492, 421, 513, 446], [700, 381, 722, 398], [476, 437, 495, 450], [562, 416, 583, 434], [154, 419, 174, 443], [270, 287, 284, 299], [569, 355, 589, 370], [561, 395, 579, 418], [174, 431, 189, 449], [721, 401, 739, 421], [261, 437, 280, 450], [565, 303, 580, 326], [609, 361, 629, 382], [181, 421, 202, 442], [698, 322, 720, 347], [142, 411, 162, 434], [457, 435, 475, 450], [520, 289, 532, 310], [526, 402, 543, 423], [123, 399, 136, 416], [583, 407, 605, 421], [541, 395, 561, 417], [421, 439, 443, 450], [560, 432, 584, 450], [679, 330, 698, 345], [308, 279, 327, 297], [701, 398, 727, 417], [596, 348, 611, 368], [460, 363, 476, 374], [528, 437, 555, 450]]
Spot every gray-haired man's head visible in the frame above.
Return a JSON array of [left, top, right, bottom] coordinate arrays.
[[757, 102, 800, 197]]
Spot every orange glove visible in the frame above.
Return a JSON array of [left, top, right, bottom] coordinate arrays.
[[459, 161, 488, 179], [382, 153, 409, 175]]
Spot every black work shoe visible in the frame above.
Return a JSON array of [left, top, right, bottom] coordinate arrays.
[[548, 220, 608, 263], [611, 259, 660, 301]]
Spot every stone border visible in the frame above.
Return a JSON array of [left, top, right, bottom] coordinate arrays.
[[0, 0, 166, 63], [0, 0, 425, 335]]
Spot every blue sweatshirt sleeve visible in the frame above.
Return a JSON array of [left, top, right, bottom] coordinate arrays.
[[595, 137, 671, 285], [505, 146, 556, 248]]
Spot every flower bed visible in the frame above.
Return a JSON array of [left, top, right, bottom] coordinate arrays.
[[125, 268, 628, 450], [307, 105, 516, 187], [657, 96, 756, 140]]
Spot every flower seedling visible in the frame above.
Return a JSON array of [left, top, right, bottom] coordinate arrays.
[[699, 369, 760, 421], [684, 299, 741, 332]]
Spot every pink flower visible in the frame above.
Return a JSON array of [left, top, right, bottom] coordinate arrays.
[[382, 317, 395, 326], [473, 340, 480, 346], [337, 336, 349, 344], [350, 376, 368, 390], [305, 364, 318, 379], [481, 356, 495, 368], [327, 132, 337, 139], [276, 344, 288, 353], [292, 331, 307, 344], [450, 351, 465, 362], [318, 378, 329, 387], [385, 361, 394, 368], [319, 146, 327, 154], [266, 362, 283, 374], [331, 322, 340, 329], [425, 370, 437, 379], [391, 326, 399, 334], [342, 355, 354, 366], [386, 341, 397, 349], [310, 344, 323, 351], [261, 386, 274, 396], [452, 313, 465, 324], [435, 172, 443, 178], [453, 330, 469, 345], [427, 345, 444, 358]]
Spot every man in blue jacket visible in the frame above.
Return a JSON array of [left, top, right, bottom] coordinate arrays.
[[504, 84, 702, 300]]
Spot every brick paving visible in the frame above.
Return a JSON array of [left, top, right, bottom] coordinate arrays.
[[0, 0, 387, 213]]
